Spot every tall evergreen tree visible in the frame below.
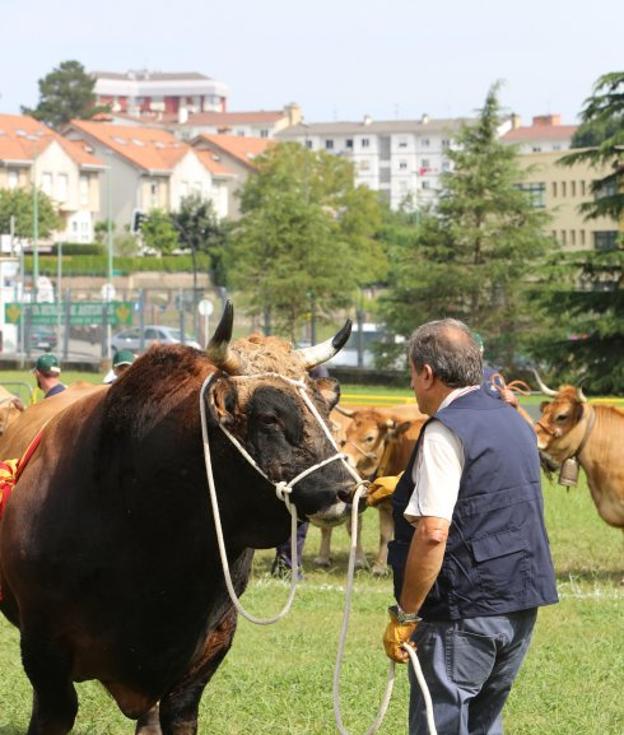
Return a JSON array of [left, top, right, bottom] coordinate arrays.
[[228, 143, 385, 339], [534, 72, 624, 393], [22, 60, 106, 130], [380, 83, 554, 367]]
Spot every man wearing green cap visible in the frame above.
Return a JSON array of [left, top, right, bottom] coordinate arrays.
[[103, 350, 136, 384], [33, 354, 66, 399]]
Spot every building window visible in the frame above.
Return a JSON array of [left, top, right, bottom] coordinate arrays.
[[594, 231, 619, 251], [361, 138, 370, 148], [421, 159, 430, 169], [398, 139, 408, 148], [346, 139, 353, 149], [422, 180, 431, 190], [42, 172, 53, 196], [570, 230, 576, 246], [259, 129, 269, 138], [441, 139, 450, 149], [236, 129, 245, 137], [552, 182, 557, 197], [580, 229, 586, 246], [7, 169, 18, 189], [79, 175, 89, 206], [561, 230, 567, 245], [571, 181, 576, 197], [532, 146, 542, 153], [421, 138, 430, 147], [305, 140, 313, 149], [580, 180, 586, 196], [596, 179, 618, 198], [552, 144, 561, 151], [325, 139, 334, 150], [561, 181, 567, 197], [379, 168, 391, 184], [516, 182, 546, 208], [441, 160, 451, 172], [399, 161, 408, 170]]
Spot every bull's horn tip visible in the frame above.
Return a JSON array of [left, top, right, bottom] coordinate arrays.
[[332, 319, 352, 351]]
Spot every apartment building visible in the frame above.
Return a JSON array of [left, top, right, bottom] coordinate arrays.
[[278, 114, 513, 210], [93, 70, 228, 120], [0, 113, 104, 242], [64, 121, 231, 228], [502, 114, 577, 154], [516, 149, 620, 251]]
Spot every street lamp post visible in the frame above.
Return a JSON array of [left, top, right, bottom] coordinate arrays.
[[105, 152, 114, 358], [32, 181, 39, 303]]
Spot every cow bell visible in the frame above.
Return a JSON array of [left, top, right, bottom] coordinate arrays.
[[558, 457, 579, 488]]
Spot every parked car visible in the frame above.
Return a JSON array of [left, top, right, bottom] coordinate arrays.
[[30, 326, 58, 351], [326, 323, 404, 369], [111, 325, 201, 354]]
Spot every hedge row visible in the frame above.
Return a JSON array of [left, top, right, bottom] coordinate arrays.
[[24, 255, 212, 276]]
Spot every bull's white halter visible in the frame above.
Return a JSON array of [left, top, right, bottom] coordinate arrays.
[[198, 371, 437, 735], [198, 370, 366, 624]]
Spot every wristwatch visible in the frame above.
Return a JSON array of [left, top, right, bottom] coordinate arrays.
[[388, 604, 422, 624]]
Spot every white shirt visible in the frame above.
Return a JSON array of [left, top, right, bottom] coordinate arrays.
[[404, 386, 480, 525]]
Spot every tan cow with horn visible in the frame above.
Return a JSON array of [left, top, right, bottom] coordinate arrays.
[[533, 370, 624, 531]]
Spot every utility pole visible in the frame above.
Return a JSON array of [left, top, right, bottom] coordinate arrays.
[[106, 152, 114, 358], [32, 181, 39, 303]]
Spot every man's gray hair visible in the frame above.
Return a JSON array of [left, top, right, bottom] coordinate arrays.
[[408, 319, 482, 388]]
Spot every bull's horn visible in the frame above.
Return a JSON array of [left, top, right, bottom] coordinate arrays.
[[296, 319, 352, 369], [205, 300, 241, 373], [577, 386, 588, 403], [531, 368, 558, 397], [334, 404, 355, 418]]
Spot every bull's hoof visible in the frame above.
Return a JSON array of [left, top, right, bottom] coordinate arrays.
[[355, 557, 369, 570], [371, 564, 389, 577], [313, 556, 332, 568]]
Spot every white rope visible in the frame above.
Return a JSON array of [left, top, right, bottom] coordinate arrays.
[[198, 370, 437, 733]]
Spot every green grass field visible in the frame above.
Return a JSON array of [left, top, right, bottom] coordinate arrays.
[[0, 372, 623, 733], [1, 474, 622, 734]]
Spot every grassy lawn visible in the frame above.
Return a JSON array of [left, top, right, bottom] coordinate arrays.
[[1, 472, 623, 734]]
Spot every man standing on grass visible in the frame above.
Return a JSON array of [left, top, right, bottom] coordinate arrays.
[[32, 354, 66, 399], [382, 318, 558, 735]]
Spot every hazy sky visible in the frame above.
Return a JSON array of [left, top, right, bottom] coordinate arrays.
[[0, 0, 621, 125]]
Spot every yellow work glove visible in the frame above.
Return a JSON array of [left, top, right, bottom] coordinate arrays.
[[367, 474, 402, 507], [382, 605, 420, 663]]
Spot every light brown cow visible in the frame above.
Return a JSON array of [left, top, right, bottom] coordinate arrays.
[[312, 404, 426, 574], [0, 385, 26, 436], [534, 376, 624, 530]]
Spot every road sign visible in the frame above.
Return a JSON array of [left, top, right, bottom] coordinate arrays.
[[4, 302, 133, 327], [198, 299, 214, 317]]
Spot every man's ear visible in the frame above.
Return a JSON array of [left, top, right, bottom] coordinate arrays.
[[206, 375, 238, 427], [315, 376, 341, 410]]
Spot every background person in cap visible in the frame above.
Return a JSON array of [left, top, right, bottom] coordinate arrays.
[[33, 354, 66, 399], [103, 350, 136, 384]]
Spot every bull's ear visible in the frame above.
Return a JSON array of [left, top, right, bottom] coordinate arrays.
[[315, 377, 341, 410], [393, 420, 412, 437], [11, 397, 25, 412], [539, 401, 551, 412], [206, 376, 238, 427]]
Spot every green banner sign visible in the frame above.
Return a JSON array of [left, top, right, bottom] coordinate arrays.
[[5, 302, 133, 327]]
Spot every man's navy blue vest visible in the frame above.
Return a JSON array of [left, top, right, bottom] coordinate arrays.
[[388, 388, 558, 621]]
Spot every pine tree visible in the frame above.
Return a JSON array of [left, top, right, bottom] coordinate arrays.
[[380, 83, 555, 368]]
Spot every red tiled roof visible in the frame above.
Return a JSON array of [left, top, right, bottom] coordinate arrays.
[[0, 113, 103, 168], [195, 151, 236, 177], [503, 124, 577, 142], [194, 134, 272, 168], [69, 119, 192, 172]]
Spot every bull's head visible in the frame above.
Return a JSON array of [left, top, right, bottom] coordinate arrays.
[[0, 395, 25, 435], [534, 376, 590, 464], [204, 302, 356, 520]]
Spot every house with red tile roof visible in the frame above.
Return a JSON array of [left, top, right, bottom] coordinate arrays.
[[502, 114, 577, 154], [0, 113, 105, 243], [64, 120, 233, 228], [190, 133, 274, 217]]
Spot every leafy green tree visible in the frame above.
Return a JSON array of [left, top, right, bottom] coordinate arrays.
[[0, 188, 61, 238], [380, 83, 555, 368], [21, 60, 107, 130], [533, 72, 624, 393], [140, 209, 180, 255], [228, 142, 385, 339]]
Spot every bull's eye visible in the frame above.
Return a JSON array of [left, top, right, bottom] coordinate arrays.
[[555, 414, 568, 423], [365, 435, 375, 443], [259, 413, 279, 427]]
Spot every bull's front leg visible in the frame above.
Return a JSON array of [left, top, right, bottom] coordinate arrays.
[[136, 704, 161, 735], [372, 500, 394, 576], [313, 526, 333, 567]]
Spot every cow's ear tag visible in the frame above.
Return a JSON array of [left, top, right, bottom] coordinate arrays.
[[558, 457, 579, 487]]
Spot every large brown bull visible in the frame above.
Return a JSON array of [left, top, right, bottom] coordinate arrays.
[[0, 304, 356, 735], [533, 373, 624, 530], [312, 404, 426, 574]]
